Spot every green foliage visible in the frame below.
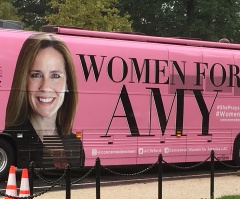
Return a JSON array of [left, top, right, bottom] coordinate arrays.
[[118, 0, 240, 42], [12, 0, 51, 30], [0, 0, 21, 21], [216, 195, 240, 199], [46, 0, 132, 32], [4, 0, 240, 43]]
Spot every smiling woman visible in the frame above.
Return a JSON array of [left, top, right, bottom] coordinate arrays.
[[5, 33, 78, 134], [28, 47, 68, 140], [2, 33, 80, 169]]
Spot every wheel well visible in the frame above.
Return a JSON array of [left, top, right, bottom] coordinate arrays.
[[232, 133, 240, 162], [233, 134, 240, 147], [0, 134, 17, 164]]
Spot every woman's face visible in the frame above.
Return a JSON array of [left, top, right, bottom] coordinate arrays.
[[27, 47, 67, 119]]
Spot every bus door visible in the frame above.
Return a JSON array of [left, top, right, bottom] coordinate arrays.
[[201, 47, 234, 160], [161, 45, 204, 162]]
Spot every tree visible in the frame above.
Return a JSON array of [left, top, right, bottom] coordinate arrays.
[[117, 0, 165, 35], [12, 0, 50, 30], [0, 0, 21, 21], [118, 0, 240, 42], [186, 1, 240, 42], [46, 0, 132, 32]]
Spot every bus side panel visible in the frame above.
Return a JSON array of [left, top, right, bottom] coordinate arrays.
[[61, 33, 240, 166], [65, 36, 175, 166], [1, 29, 240, 168], [0, 30, 31, 130]]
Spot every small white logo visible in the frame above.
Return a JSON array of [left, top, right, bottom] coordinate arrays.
[[92, 149, 97, 156], [164, 147, 170, 154], [138, 148, 144, 154]]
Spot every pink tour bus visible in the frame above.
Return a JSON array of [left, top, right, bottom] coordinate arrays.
[[0, 21, 240, 179]]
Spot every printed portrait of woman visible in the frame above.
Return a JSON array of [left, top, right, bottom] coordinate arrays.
[[3, 33, 82, 168]]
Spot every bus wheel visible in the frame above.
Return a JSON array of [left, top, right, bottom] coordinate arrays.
[[0, 140, 15, 180]]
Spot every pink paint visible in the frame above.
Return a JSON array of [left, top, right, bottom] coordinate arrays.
[[1, 27, 240, 168]]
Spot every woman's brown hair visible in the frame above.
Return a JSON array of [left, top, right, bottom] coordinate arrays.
[[5, 33, 78, 134]]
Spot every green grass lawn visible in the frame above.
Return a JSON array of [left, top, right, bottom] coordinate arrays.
[[216, 196, 240, 199]]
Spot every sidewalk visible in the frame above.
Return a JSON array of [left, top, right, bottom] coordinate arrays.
[[36, 174, 240, 199]]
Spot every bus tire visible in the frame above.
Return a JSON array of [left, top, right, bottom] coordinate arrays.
[[0, 140, 15, 180]]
